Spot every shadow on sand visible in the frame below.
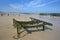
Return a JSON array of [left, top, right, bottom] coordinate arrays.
[[13, 26, 53, 39], [20, 26, 53, 38]]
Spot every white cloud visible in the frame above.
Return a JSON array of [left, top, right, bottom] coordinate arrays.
[[9, 3, 26, 11], [9, 0, 59, 11], [27, 0, 42, 7], [35, 0, 58, 7], [27, 0, 58, 7]]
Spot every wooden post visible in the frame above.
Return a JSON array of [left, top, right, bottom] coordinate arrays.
[[43, 25, 44, 31], [17, 26, 18, 35], [1, 13, 3, 16], [17, 26, 20, 38], [8, 14, 9, 16]]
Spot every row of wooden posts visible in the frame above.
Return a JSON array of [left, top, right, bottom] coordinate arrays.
[[13, 17, 53, 39], [0, 14, 20, 16]]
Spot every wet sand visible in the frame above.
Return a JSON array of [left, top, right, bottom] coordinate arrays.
[[0, 14, 60, 40]]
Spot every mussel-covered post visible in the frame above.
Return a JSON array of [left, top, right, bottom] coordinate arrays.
[[42, 22, 45, 31], [13, 19, 21, 39], [43, 25, 45, 31]]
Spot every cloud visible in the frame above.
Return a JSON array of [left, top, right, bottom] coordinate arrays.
[[27, 0, 42, 7], [9, 0, 59, 11], [27, 0, 58, 7], [9, 3, 26, 11], [36, 0, 57, 7]]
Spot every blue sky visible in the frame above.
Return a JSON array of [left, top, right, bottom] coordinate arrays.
[[0, 0, 60, 13]]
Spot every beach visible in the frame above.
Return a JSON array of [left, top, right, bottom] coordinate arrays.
[[0, 14, 60, 40]]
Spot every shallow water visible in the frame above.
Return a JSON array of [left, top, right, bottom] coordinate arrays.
[[26, 14, 60, 31]]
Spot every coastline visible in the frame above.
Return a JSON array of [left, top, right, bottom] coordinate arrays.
[[0, 14, 60, 40]]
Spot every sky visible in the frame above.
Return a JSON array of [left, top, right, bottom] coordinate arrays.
[[0, 0, 60, 13]]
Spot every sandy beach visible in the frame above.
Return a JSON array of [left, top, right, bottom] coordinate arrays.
[[0, 14, 60, 40]]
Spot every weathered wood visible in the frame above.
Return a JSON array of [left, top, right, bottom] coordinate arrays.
[[43, 25, 45, 31], [13, 17, 53, 32], [13, 18, 53, 30], [1, 13, 3, 16], [13, 19, 22, 38], [13, 17, 53, 38], [13, 19, 43, 28], [30, 17, 53, 26]]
